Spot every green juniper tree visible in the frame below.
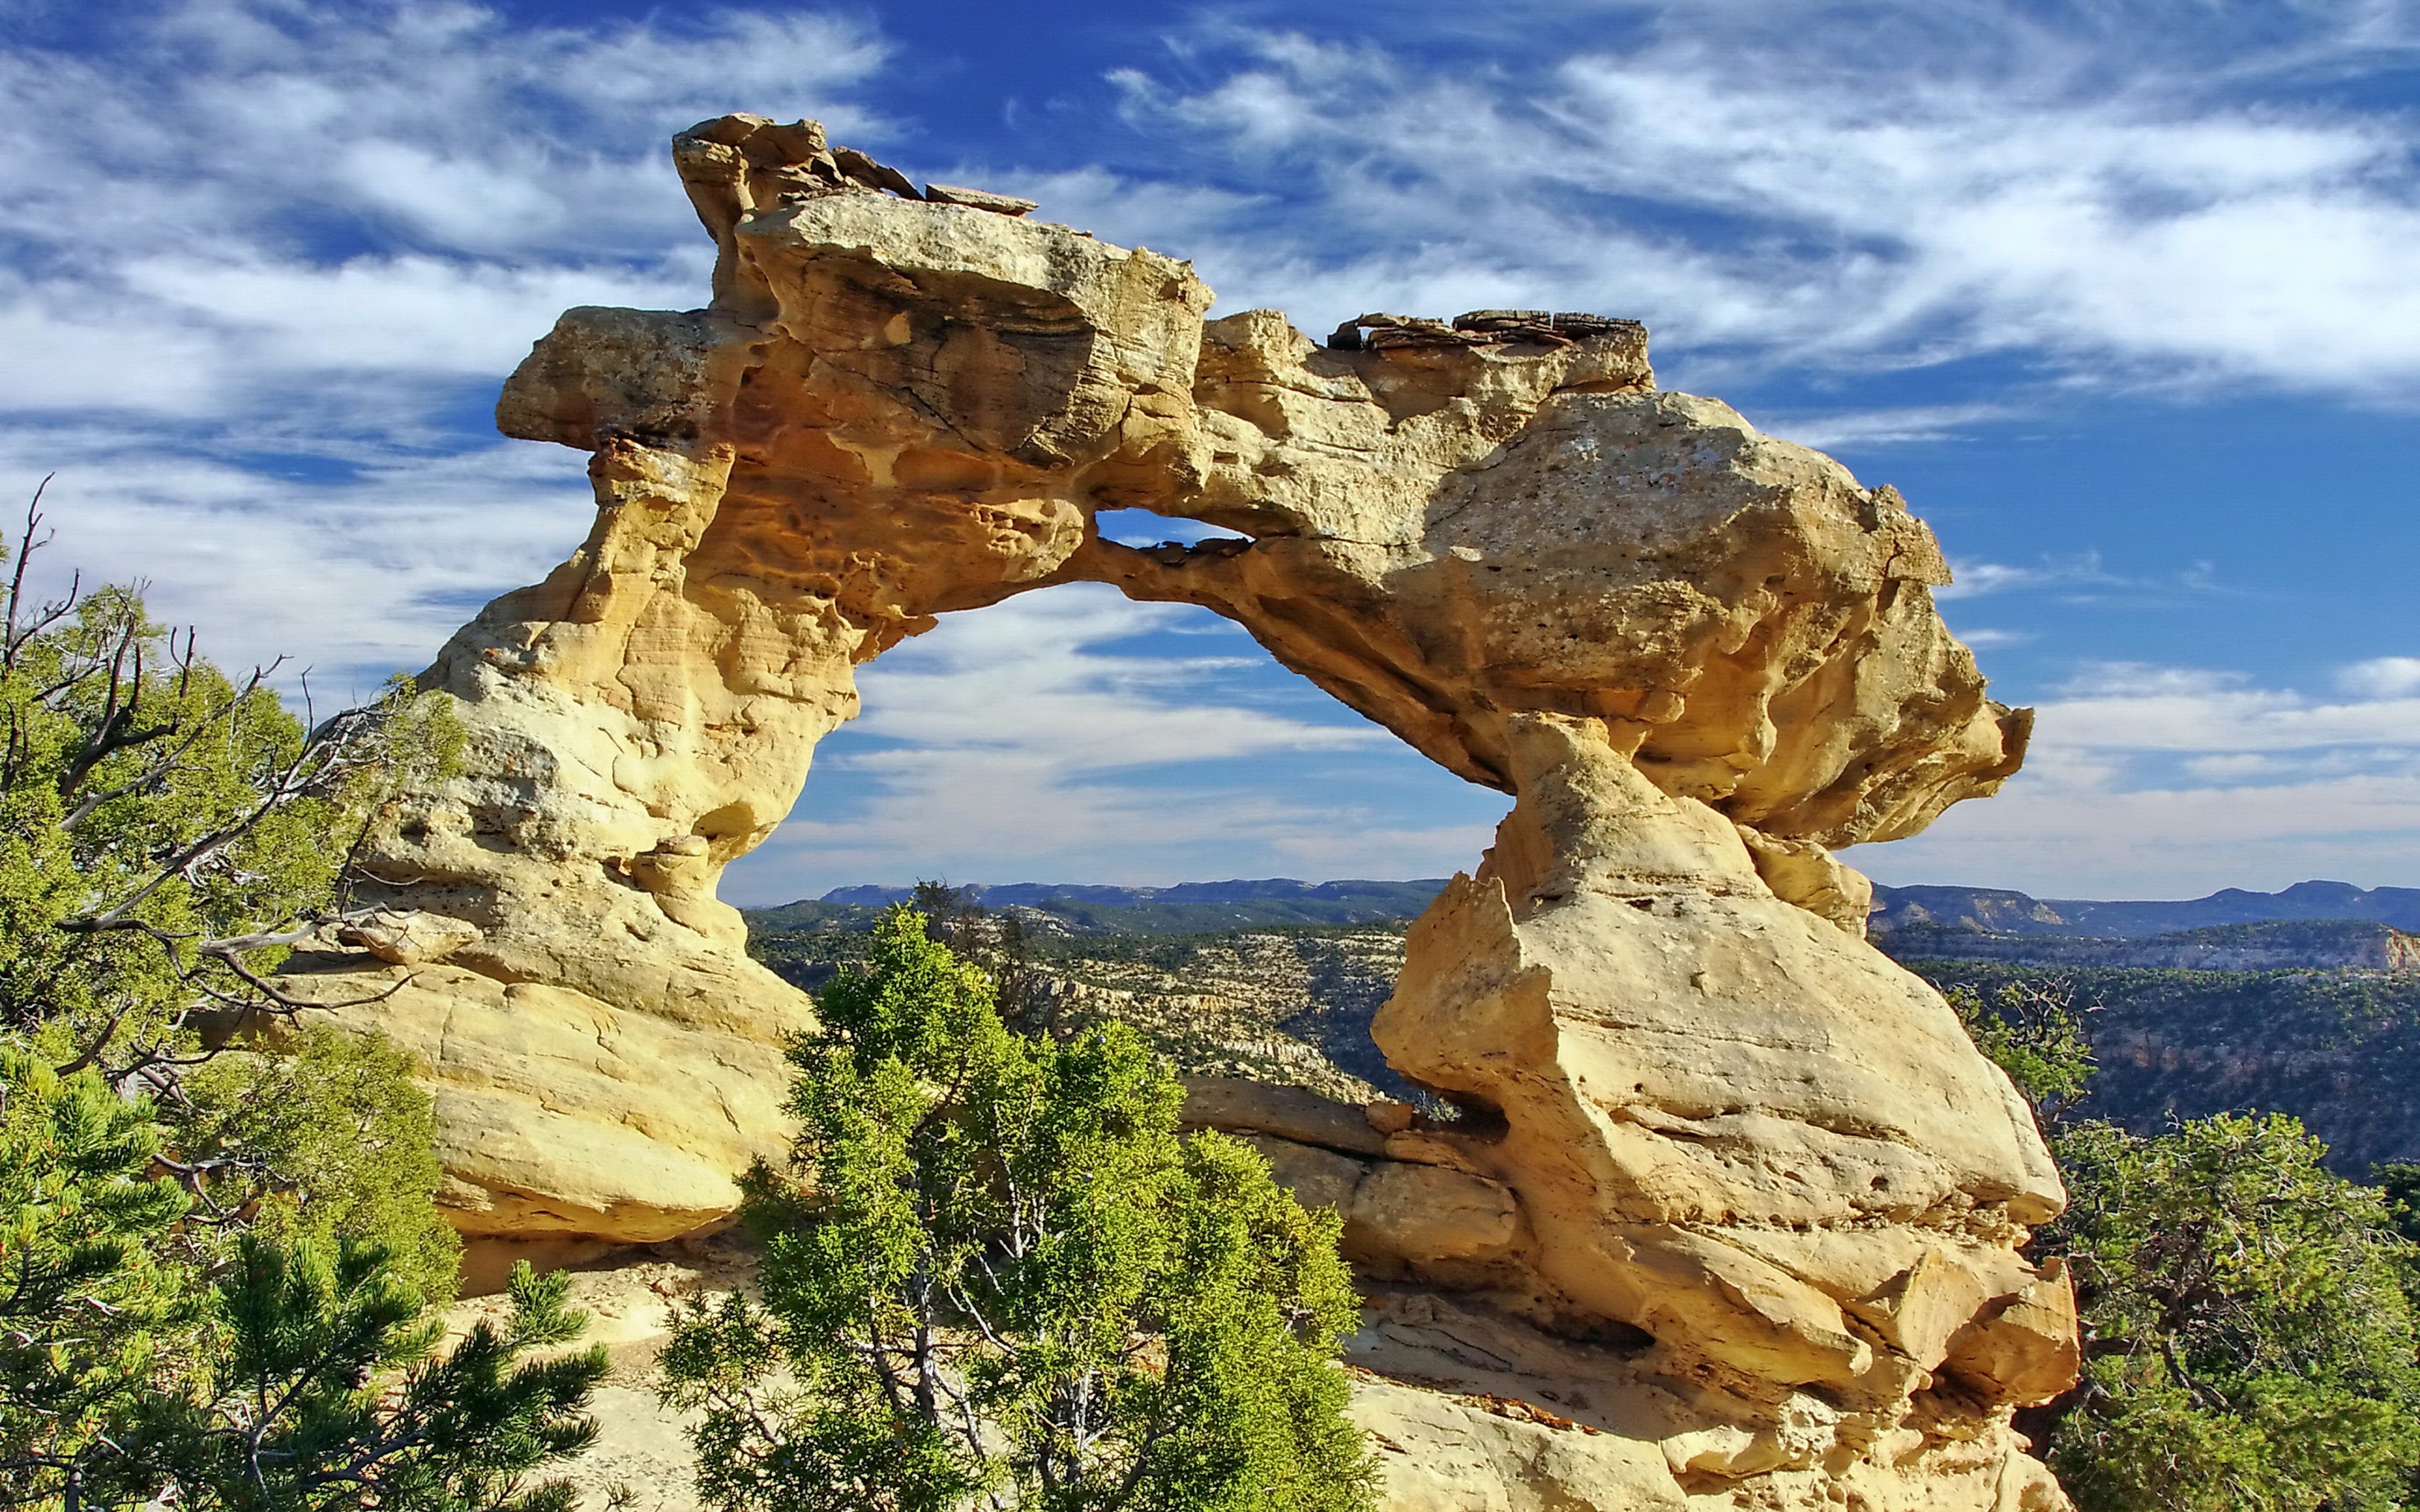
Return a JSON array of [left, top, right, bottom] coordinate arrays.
[[0, 489, 603, 1510], [660, 906, 1376, 1512], [2043, 1114, 2420, 1511], [1941, 978, 2096, 1123], [1939, 972, 2420, 1511]]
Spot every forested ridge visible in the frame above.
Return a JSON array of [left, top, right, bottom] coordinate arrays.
[[1907, 961, 2420, 1174]]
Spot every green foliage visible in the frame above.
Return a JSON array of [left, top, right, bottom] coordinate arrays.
[[2372, 1161, 2420, 1247], [0, 1048, 196, 1500], [0, 559, 464, 1081], [181, 1024, 464, 1303], [2040, 1114, 2420, 1511], [1941, 974, 2420, 1508], [1943, 976, 2096, 1121], [132, 1252, 605, 1512], [0, 583, 322, 1073], [0, 510, 590, 1509], [661, 906, 1377, 1512]]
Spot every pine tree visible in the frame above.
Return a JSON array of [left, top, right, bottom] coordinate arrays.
[[660, 906, 1377, 1512], [0, 494, 602, 1509], [0, 1049, 195, 1507], [1942, 973, 2420, 1509], [131, 1251, 605, 1512]]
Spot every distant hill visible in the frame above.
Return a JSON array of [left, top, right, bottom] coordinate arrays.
[[745, 876, 2420, 1173], [1869, 879, 2420, 937], [1906, 958, 2420, 1176], [751, 875, 2420, 950], [741, 903, 2420, 1175], [758, 879, 1453, 936], [1876, 918, 2420, 973]]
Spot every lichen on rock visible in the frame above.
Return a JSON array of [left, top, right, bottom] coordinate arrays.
[[281, 115, 2072, 1509]]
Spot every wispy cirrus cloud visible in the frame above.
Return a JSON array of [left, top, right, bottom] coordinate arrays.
[[1936, 552, 2217, 602], [1871, 651, 2420, 894], [1076, 2, 2420, 406], [0, 0, 889, 680], [1754, 404, 2021, 450]]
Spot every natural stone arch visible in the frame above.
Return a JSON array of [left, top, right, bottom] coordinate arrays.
[[287, 115, 2074, 1509]]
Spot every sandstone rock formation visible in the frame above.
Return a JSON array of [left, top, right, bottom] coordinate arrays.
[[285, 115, 2073, 1509]]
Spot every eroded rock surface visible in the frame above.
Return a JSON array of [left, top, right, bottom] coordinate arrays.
[[290, 115, 2072, 1508]]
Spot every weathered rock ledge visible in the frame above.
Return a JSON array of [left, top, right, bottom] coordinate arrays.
[[286, 116, 2073, 1509]]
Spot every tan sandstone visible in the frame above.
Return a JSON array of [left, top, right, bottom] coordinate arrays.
[[283, 116, 2075, 1509]]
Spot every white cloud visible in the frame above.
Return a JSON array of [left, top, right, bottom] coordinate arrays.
[[0, 3, 883, 420], [1087, 4, 2420, 400], [0, 428, 598, 686], [0, 0, 887, 685], [1865, 649, 2420, 895], [2340, 656, 2420, 699], [1937, 554, 2123, 601], [2038, 664, 2420, 752], [2053, 663, 2246, 699], [1934, 554, 2217, 602], [1754, 404, 2017, 449], [720, 585, 1506, 900]]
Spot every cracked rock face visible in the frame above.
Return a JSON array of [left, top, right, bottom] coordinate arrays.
[[287, 114, 2071, 1509]]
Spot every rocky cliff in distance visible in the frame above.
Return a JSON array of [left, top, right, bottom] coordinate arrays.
[[1869, 879, 2420, 937], [282, 115, 2073, 1510], [1885, 918, 2420, 972]]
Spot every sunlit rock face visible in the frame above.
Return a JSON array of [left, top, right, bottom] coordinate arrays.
[[287, 114, 2073, 1510]]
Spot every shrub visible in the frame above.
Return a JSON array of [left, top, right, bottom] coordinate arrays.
[[660, 906, 1376, 1512], [0, 502, 595, 1508], [1943, 973, 2420, 1509]]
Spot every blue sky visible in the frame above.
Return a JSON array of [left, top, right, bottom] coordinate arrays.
[[3, 0, 2417, 902]]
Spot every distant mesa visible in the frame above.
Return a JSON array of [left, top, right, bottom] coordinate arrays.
[[774, 866, 2420, 948], [1869, 878, 2420, 939], [747, 878, 1455, 937], [1882, 916, 2419, 973], [815, 877, 1450, 908]]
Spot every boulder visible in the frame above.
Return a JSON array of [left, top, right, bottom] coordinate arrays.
[[1182, 1075, 1391, 1156], [1944, 1258, 2085, 1407], [1346, 1162, 1523, 1268]]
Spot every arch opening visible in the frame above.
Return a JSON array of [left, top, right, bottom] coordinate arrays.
[[717, 579, 1512, 909]]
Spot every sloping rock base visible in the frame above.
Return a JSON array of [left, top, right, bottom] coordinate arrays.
[[455, 1242, 2063, 1512]]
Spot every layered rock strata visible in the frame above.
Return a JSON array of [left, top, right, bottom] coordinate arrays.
[[287, 115, 2073, 1508]]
